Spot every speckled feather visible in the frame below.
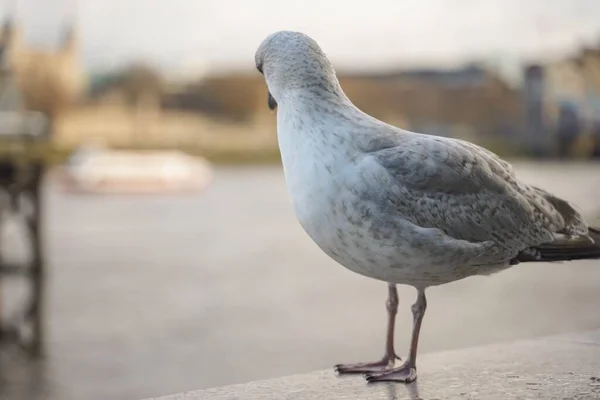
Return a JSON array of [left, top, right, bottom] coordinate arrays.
[[255, 31, 597, 288]]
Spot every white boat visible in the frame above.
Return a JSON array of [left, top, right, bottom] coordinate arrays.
[[60, 146, 212, 195]]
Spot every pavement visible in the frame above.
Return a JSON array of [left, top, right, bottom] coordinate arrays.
[[146, 330, 600, 400]]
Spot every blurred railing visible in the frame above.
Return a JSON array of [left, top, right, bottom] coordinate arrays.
[[0, 109, 49, 355]]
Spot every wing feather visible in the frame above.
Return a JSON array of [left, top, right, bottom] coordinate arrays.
[[365, 135, 571, 255]]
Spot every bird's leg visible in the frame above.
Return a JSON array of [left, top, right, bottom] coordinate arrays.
[[365, 288, 427, 383], [334, 283, 401, 374]]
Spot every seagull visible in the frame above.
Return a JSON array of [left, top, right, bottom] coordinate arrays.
[[254, 31, 600, 383]]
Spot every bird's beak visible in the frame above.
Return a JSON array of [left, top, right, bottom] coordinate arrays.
[[268, 91, 278, 111]]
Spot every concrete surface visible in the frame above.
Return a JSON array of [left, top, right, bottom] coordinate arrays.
[[147, 330, 600, 400]]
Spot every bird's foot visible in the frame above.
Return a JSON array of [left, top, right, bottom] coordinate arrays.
[[334, 355, 399, 374], [364, 362, 417, 383]]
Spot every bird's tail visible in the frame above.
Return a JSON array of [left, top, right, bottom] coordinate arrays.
[[515, 226, 600, 263]]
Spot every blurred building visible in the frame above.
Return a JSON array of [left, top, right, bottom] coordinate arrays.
[[540, 40, 600, 157], [341, 64, 522, 140], [522, 65, 546, 155], [0, 17, 87, 127], [56, 71, 276, 154]]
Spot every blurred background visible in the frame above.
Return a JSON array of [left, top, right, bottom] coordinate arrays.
[[0, 0, 600, 399]]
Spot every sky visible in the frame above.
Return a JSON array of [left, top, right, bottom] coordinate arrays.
[[2, 0, 600, 77]]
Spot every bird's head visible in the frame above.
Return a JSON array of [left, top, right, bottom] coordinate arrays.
[[254, 31, 340, 111]]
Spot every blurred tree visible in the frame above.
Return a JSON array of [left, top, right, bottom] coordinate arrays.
[[117, 63, 164, 144], [191, 75, 261, 122], [117, 63, 164, 107], [87, 63, 165, 144], [88, 63, 164, 107]]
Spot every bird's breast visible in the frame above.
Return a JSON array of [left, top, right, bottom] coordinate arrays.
[[278, 135, 390, 278], [277, 120, 353, 244]]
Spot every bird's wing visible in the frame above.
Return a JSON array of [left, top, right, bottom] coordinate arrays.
[[363, 134, 578, 254]]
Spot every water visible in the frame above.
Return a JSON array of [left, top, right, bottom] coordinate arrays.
[[1, 162, 600, 400]]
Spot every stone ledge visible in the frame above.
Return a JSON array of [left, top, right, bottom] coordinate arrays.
[[145, 330, 600, 400]]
